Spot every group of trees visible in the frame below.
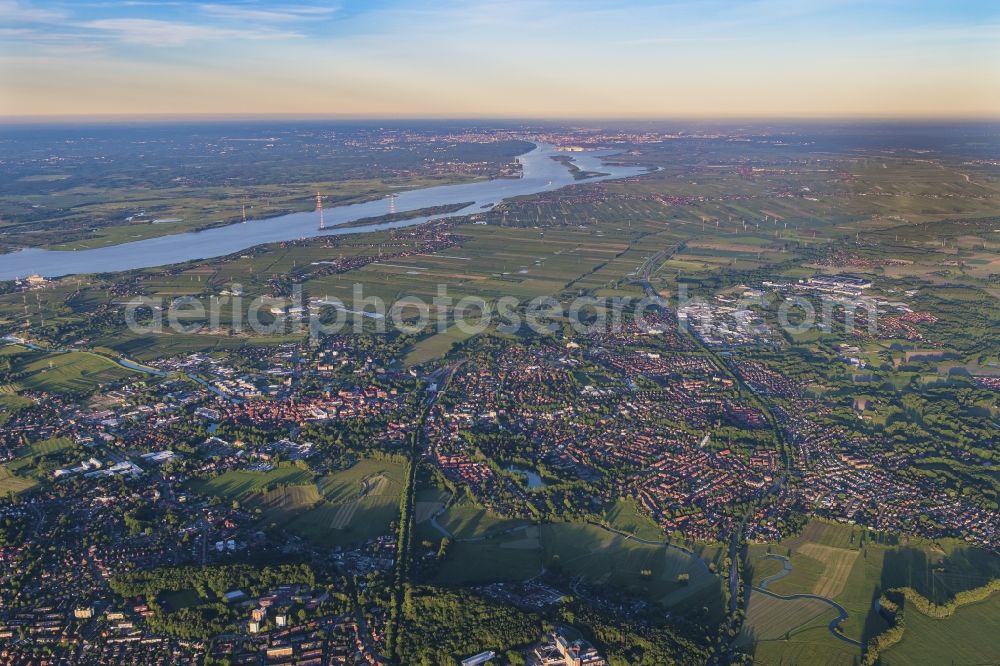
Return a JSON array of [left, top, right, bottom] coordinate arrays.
[[109, 562, 316, 639], [384, 444, 418, 660], [562, 601, 712, 665], [894, 579, 1000, 618], [0, 514, 30, 547], [111, 562, 316, 602], [399, 586, 540, 665]]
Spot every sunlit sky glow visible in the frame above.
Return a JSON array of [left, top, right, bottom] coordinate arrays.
[[1, 0, 998, 118]]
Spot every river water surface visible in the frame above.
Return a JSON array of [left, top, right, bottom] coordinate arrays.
[[0, 143, 648, 280]]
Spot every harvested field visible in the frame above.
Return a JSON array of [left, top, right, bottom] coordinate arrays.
[[798, 543, 860, 598]]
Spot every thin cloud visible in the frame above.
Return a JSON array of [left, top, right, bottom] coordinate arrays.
[[865, 22, 1000, 43], [80, 18, 302, 46], [0, 0, 67, 23], [0, 27, 37, 37], [619, 36, 737, 45], [0, 25, 110, 57], [198, 3, 338, 23]]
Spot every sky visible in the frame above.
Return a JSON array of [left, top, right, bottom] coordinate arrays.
[[1, 0, 998, 119]]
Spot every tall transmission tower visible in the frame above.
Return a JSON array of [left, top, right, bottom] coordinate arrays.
[[388, 193, 397, 215], [316, 192, 325, 230]]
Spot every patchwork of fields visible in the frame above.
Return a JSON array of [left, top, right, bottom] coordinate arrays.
[[301, 224, 650, 306], [746, 520, 1000, 664], [187, 458, 407, 547]]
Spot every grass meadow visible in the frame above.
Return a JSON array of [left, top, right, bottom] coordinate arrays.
[[188, 458, 407, 548]]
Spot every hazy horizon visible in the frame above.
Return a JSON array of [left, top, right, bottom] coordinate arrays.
[[1, 113, 999, 125], [2, 0, 998, 119]]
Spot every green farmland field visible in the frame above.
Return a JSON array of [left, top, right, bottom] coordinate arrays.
[[430, 527, 545, 586], [404, 325, 479, 367], [738, 591, 838, 645], [285, 494, 400, 547], [0, 465, 38, 496], [247, 484, 323, 523], [542, 522, 723, 616], [420, 508, 725, 622], [6, 436, 76, 476], [282, 457, 408, 546], [421, 501, 530, 540], [0, 393, 33, 426], [196, 458, 409, 547], [751, 622, 859, 666], [316, 457, 406, 504], [882, 591, 1000, 666], [604, 497, 665, 542], [1, 345, 137, 394], [745, 520, 1000, 662], [186, 463, 314, 500]]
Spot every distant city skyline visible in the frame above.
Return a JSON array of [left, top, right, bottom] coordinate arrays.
[[1, 0, 998, 119]]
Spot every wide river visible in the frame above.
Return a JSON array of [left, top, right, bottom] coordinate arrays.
[[0, 143, 648, 280]]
